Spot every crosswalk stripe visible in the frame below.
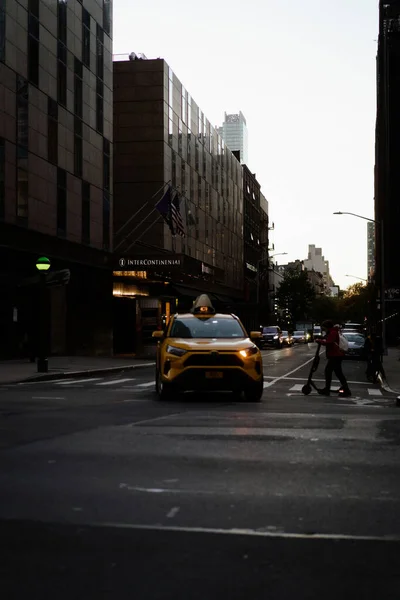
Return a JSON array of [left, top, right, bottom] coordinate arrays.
[[96, 378, 135, 386], [57, 378, 103, 385], [289, 384, 304, 392], [136, 381, 155, 388], [368, 388, 382, 396]]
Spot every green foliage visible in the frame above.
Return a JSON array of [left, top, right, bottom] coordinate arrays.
[[275, 268, 316, 323]]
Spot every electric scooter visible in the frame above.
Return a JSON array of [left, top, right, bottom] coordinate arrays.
[[302, 344, 323, 395]]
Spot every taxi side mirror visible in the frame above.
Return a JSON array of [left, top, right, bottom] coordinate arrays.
[[250, 331, 262, 340], [152, 330, 164, 339]]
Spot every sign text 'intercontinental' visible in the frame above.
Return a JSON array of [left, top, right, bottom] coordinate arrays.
[[117, 256, 182, 269]]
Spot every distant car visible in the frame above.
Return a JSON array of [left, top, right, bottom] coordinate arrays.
[[313, 326, 322, 340], [342, 322, 364, 333], [260, 326, 283, 349], [281, 331, 294, 346], [343, 331, 366, 359], [292, 330, 310, 344]]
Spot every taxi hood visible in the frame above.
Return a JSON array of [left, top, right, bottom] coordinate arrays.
[[167, 338, 254, 351]]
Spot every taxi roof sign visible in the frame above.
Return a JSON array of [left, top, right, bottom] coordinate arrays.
[[191, 294, 216, 315]]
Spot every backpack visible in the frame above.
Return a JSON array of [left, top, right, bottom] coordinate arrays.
[[337, 331, 349, 352]]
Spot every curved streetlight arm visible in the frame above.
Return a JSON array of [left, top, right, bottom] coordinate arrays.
[[333, 211, 380, 225]]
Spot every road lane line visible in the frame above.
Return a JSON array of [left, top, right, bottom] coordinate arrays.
[[289, 384, 304, 392], [166, 507, 180, 519], [32, 396, 65, 400], [57, 378, 103, 385], [263, 357, 315, 388], [96, 378, 135, 386], [136, 381, 155, 388], [90, 522, 400, 542], [368, 388, 383, 396], [278, 376, 373, 385]]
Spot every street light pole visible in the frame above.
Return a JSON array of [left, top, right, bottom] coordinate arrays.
[[345, 274, 368, 283], [35, 257, 51, 373], [333, 211, 386, 354], [256, 252, 287, 317]]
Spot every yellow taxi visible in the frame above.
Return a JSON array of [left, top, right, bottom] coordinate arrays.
[[152, 294, 264, 401]]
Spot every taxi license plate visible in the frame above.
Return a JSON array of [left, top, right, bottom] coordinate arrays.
[[205, 371, 223, 379]]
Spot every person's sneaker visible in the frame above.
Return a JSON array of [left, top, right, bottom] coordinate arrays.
[[318, 388, 331, 396]]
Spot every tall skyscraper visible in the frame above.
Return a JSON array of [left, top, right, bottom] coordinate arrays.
[[217, 111, 248, 164], [0, 0, 114, 358], [367, 221, 375, 280]]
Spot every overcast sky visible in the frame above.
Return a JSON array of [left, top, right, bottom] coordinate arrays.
[[113, 0, 378, 290]]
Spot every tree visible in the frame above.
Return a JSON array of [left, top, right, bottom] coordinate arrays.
[[311, 295, 341, 324], [275, 268, 316, 325]]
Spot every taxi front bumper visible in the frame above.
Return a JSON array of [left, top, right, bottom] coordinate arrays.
[[160, 352, 263, 391]]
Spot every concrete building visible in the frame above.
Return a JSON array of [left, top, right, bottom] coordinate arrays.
[[303, 245, 334, 290], [367, 221, 375, 280], [113, 57, 245, 353], [0, 0, 114, 359], [217, 111, 248, 165], [375, 1, 400, 340]]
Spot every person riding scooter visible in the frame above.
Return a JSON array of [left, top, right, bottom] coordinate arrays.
[[316, 320, 351, 397]]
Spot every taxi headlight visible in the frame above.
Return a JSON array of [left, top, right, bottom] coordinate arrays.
[[239, 346, 259, 358], [273, 335, 279, 339], [166, 345, 187, 357]]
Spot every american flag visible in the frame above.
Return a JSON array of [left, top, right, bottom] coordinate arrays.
[[171, 191, 185, 237]]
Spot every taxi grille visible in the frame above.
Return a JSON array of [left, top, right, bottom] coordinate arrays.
[[184, 353, 244, 367]]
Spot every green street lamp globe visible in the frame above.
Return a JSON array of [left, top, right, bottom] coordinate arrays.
[[36, 256, 51, 271]]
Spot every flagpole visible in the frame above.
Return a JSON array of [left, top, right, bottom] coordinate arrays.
[[114, 180, 170, 237], [114, 181, 171, 252], [123, 213, 166, 254]]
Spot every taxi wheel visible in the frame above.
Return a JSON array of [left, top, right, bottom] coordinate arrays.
[[243, 381, 263, 403], [155, 370, 173, 400]]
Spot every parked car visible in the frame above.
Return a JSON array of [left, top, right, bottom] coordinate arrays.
[[292, 330, 310, 344], [281, 331, 294, 346], [342, 331, 366, 359], [260, 326, 283, 349]]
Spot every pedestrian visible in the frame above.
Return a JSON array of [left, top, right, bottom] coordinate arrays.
[[316, 319, 351, 397]]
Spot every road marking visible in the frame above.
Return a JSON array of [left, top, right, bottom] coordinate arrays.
[[32, 396, 65, 400], [166, 507, 180, 519], [129, 411, 186, 427], [57, 378, 103, 385], [97, 378, 135, 386], [289, 384, 304, 392], [263, 357, 315, 388], [90, 522, 400, 542], [281, 376, 372, 385], [368, 388, 383, 396], [136, 381, 155, 388]]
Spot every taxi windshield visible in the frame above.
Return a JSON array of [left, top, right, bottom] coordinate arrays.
[[170, 317, 245, 339]]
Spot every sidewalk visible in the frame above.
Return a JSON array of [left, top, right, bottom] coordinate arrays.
[[0, 356, 155, 385], [381, 346, 400, 395]]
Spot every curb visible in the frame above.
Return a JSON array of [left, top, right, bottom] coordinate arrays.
[[7, 362, 156, 385], [378, 374, 400, 404]]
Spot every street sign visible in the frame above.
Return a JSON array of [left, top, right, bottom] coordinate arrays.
[[18, 269, 70, 288]]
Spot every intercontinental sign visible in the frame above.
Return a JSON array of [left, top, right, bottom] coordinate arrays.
[[117, 256, 182, 269]]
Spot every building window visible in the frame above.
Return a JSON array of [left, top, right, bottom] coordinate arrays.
[[74, 116, 82, 177], [103, 138, 110, 250], [0, 138, 4, 219], [0, 0, 5, 63], [82, 180, 90, 244], [96, 24, 104, 79], [82, 8, 90, 68], [57, 167, 67, 236], [48, 97, 58, 165], [17, 166, 28, 220], [96, 93, 103, 134], [103, 0, 111, 36], [103, 137, 110, 190], [74, 58, 83, 118]]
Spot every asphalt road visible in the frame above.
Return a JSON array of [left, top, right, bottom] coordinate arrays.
[[1, 343, 400, 598]]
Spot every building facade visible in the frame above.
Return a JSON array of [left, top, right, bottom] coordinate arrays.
[[0, 0, 113, 359], [113, 58, 245, 353], [375, 0, 400, 339], [367, 221, 375, 280], [303, 245, 334, 291], [217, 111, 248, 165]]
